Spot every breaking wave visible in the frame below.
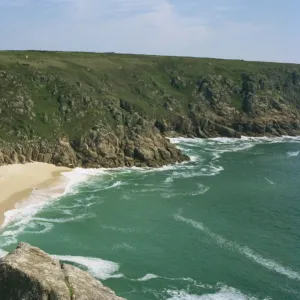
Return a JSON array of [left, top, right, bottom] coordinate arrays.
[[287, 151, 300, 157], [166, 286, 260, 300], [170, 136, 300, 145], [53, 254, 123, 280], [264, 178, 275, 185], [0, 249, 8, 258]]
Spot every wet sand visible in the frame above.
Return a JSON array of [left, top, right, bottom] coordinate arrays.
[[0, 163, 70, 227]]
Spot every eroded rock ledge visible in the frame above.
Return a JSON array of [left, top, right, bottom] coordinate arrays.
[[0, 130, 189, 168], [0, 243, 125, 300]]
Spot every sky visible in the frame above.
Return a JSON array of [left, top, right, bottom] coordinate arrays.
[[0, 0, 299, 63]]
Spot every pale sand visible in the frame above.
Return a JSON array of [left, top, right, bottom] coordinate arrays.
[[0, 163, 71, 227]]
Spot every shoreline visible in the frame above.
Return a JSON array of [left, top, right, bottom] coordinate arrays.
[[1, 134, 299, 228], [0, 163, 70, 228]]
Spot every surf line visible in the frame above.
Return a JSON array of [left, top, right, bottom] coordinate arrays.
[[174, 214, 300, 281]]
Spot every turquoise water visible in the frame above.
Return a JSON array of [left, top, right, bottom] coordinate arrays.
[[1, 137, 300, 299]]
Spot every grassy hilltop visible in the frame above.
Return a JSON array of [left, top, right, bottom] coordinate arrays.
[[0, 51, 300, 167]]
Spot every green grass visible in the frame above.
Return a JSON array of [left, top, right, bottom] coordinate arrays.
[[0, 50, 299, 142], [69, 286, 74, 298]]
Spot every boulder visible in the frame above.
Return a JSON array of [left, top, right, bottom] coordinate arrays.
[[0, 243, 125, 300]]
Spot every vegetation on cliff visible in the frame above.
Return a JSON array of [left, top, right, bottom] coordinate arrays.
[[0, 51, 300, 167]]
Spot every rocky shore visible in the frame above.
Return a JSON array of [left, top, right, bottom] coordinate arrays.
[[0, 243, 125, 300]]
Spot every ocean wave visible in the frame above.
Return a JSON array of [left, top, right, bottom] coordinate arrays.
[[166, 286, 260, 300], [121, 194, 131, 200], [130, 274, 212, 289], [204, 143, 255, 154], [164, 177, 174, 184], [162, 184, 210, 199], [31, 214, 94, 224], [0, 249, 8, 258], [287, 151, 300, 157], [1, 186, 64, 230], [264, 178, 275, 185], [137, 274, 159, 281], [112, 243, 135, 251], [3, 221, 54, 237], [0, 167, 96, 231], [170, 165, 224, 179], [170, 136, 300, 151], [26, 222, 54, 234], [100, 224, 144, 234], [52, 254, 123, 280], [87, 181, 127, 192], [171, 136, 300, 143], [190, 156, 200, 162], [175, 214, 300, 281], [0, 166, 126, 247], [241, 135, 300, 144]]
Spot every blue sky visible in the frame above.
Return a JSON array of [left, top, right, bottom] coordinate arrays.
[[0, 0, 299, 63]]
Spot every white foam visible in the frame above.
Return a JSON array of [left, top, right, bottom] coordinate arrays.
[[112, 243, 135, 251], [164, 176, 174, 184], [167, 286, 259, 300], [242, 247, 300, 281], [264, 178, 275, 185], [0, 167, 116, 246], [27, 222, 54, 234], [170, 165, 223, 179], [130, 274, 209, 287], [52, 255, 122, 280], [287, 151, 300, 157], [121, 194, 130, 200], [137, 274, 159, 281], [1, 187, 62, 229], [0, 249, 8, 258], [193, 184, 210, 196], [0, 168, 92, 230], [241, 135, 300, 144], [100, 224, 143, 233], [190, 156, 200, 162], [175, 214, 300, 281], [88, 181, 127, 192], [170, 135, 300, 149], [162, 184, 210, 199], [32, 214, 94, 224]]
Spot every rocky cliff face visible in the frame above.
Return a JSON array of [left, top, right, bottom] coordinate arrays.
[[0, 243, 125, 300], [0, 128, 188, 168], [0, 51, 300, 168]]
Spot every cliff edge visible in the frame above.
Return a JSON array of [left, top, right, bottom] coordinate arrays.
[[0, 243, 125, 300]]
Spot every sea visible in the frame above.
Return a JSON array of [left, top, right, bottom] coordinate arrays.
[[0, 136, 300, 300]]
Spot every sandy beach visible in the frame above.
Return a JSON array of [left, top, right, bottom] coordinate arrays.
[[0, 163, 70, 227]]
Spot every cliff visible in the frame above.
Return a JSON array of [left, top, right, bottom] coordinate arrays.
[[1, 51, 300, 167], [0, 243, 125, 300]]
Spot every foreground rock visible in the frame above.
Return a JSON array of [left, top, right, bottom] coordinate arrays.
[[0, 243, 125, 300]]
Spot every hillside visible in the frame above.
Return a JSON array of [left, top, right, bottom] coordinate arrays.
[[0, 51, 300, 167]]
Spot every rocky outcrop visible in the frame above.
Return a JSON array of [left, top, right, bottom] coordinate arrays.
[[0, 126, 189, 168], [0, 243, 125, 300]]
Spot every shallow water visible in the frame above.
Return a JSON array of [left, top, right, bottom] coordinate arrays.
[[1, 136, 300, 300]]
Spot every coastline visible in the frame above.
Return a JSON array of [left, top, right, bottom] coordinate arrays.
[[1, 134, 298, 228], [0, 163, 70, 227]]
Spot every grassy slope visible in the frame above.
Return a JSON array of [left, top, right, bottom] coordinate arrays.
[[0, 51, 300, 142]]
